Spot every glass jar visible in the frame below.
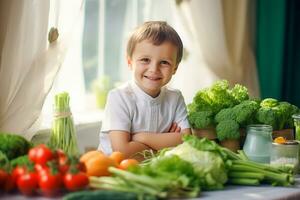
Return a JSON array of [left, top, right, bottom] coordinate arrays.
[[243, 124, 273, 163], [292, 114, 300, 140], [270, 141, 299, 173]]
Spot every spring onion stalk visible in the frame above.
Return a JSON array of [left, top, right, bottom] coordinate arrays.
[[49, 92, 79, 156], [89, 173, 167, 198], [89, 167, 199, 198]]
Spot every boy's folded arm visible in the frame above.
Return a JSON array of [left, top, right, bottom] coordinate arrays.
[[109, 130, 151, 158], [132, 128, 191, 150]]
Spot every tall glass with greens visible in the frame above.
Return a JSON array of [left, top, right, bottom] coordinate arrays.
[[49, 92, 79, 156], [293, 114, 300, 140], [292, 114, 300, 173]]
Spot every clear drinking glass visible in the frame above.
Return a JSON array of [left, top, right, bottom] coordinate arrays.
[[243, 124, 273, 163], [270, 141, 299, 173]]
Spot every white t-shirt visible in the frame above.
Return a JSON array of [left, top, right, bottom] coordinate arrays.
[[98, 81, 190, 155]]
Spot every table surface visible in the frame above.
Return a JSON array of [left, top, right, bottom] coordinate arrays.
[[2, 177, 300, 200]]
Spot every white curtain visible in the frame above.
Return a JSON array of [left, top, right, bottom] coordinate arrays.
[[0, 0, 83, 139], [42, 0, 86, 120], [173, 0, 259, 103]]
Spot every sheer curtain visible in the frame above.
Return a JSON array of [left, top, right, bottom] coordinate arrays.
[[42, 0, 86, 120], [173, 0, 259, 102], [0, 0, 83, 140]]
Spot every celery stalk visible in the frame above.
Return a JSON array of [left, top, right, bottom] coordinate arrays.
[[229, 178, 260, 186], [228, 172, 264, 180], [230, 164, 289, 184]]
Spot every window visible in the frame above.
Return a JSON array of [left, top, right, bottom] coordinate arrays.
[[42, 0, 178, 127]]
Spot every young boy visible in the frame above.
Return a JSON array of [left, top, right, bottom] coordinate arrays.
[[98, 21, 191, 158]]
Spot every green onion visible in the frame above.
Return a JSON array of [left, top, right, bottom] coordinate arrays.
[[49, 92, 79, 156]]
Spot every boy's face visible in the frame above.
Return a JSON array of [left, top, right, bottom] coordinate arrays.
[[127, 40, 178, 97]]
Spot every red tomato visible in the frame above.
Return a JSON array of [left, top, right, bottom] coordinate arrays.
[[35, 144, 54, 166], [63, 171, 89, 191], [17, 172, 38, 196], [34, 163, 45, 174], [56, 150, 70, 174], [39, 171, 63, 196], [56, 149, 67, 162], [12, 166, 27, 187], [28, 147, 38, 163], [59, 164, 69, 175]]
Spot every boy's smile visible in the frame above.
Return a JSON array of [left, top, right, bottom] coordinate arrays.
[[127, 40, 178, 98]]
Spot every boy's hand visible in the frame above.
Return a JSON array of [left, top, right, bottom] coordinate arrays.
[[169, 122, 181, 133]]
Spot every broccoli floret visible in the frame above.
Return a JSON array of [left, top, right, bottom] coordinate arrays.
[[255, 101, 299, 130], [0, 133, 32, 160], [232, 100, 260, 126], [229, 84, 249, 104], [260, 98, 279, 108], [276, 102, 300, 129], [215, 108, 236, 123], [255, 107, 279, 130], [188, 111, 214, 129], [216, 120, 240, 141]]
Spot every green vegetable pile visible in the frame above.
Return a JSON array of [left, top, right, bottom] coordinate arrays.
[[0, 133, 32, 160], [89, 136, 295, 199], [90, 155, 203, 198], [49, 92, 79, 156], [188, 80, 300, 141], [184, 136, 295, 187]]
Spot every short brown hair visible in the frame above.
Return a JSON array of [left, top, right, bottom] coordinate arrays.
[[126, 21, 183, 65]]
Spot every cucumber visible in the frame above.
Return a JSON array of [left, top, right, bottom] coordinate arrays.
[[63, 190, 157, 200]]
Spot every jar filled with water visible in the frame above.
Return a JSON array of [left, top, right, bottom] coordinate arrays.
[[243, 124, 273, 163]]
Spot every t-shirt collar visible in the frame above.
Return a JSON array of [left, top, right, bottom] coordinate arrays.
[[130, 81, 164, 105]]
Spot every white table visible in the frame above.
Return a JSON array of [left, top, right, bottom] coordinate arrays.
[[3, 177, 300, 200], [193, 178, 300, 200]]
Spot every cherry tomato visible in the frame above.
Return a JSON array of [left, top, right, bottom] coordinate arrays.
[[56, 149, 67, 162], [35, 144, 54, 166], [17, 172, 38, 196], [12, 166, 27, 187], [28, 147, 38, 163], [34, 163, 45, 175], [39, 170, 63, 196], [56, 150, 70, 174], [63, 171, 89, 191]]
